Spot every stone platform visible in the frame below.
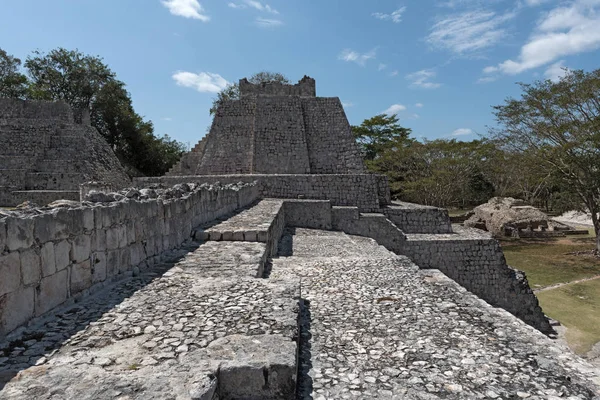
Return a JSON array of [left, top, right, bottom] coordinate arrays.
[[1, 227, 599, 399]]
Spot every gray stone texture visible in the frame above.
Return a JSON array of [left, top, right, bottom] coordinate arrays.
[[166, 76, 364, 176], [0, 99, 131, 206]]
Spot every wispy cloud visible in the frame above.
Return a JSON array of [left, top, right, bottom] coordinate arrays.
[[451, 128, 473, 136], [378, 63, 387, 71], [255, 17, 283, 27], [390, 70, 399, 77], [162, 117, 173, 121], [338, 48, 377, 66], [415, 103, 424, 108], [427, 9, 515, 55], [172, 71, 230, 93], [373, 6, 407, 23], [161, 0, 210, 21], [229, 0, 279, 14], [342, 101, 354, 108], [406, 69, 441, 89], [383, 104, 407, 115], [483, 0, 600, 76]]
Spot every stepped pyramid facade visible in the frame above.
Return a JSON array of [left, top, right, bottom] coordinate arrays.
[[0, 99, 130, 206], [167, 76, 365, 176]]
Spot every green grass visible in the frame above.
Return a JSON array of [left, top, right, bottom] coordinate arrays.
[[501, 238, 600, 288], [446, 208, 472, 217], [537, 279, 600, 355]]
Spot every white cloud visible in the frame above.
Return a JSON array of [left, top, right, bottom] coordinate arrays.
[[484, 0, 600, 75], [161, 0, 209, 21], [229, 0, 279, 14], [342, 101, 354, 108], [338, 48, 377, 66], [373, 6, 407, 23], [452, 128, 473, 136], [427, 9, 515, 55], [406, 69, 442, 89], [172, 71, 230, 93], [544, 60, 569, 82], [383, 104, 407, 115], [162, 117, 173, 121], [378, 63, 387, 71], [390, 70, 399, 77], [255, 17, 283, 27], [415, 103, 424, 108]]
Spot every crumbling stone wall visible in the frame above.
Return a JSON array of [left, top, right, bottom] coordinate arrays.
[[135, 174, 389, 212], [384, 202, 453, 234], [0, 183, 259, 337], [239, 75, 316, 98], [0, 99, 131, 206]]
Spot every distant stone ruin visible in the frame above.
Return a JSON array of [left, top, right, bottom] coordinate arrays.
[[0, 99, 130, 207]]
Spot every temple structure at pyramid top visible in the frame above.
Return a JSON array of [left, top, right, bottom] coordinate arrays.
[[167, 76, 366, 176]]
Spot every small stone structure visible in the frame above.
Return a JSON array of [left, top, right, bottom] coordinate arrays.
[[0, 99, 130, 206]]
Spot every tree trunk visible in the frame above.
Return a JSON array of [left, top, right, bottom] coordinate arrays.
[[592, 210, 600, 254]]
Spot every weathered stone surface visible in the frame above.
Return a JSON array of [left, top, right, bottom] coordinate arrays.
[[40, 242, 56, 278], [91, 252, 107, 284], [0, 252, 20, 297], [70, 234, 91, 263], [70, 260, 92, 295], [0, 99, 131, 207], [19, 249, 41, 286], [5, 217, 33, 251], [54, 240, 71, 272], [35, 269, 68, 316], [0, 219, 6, 252], [0, 287, 34, 336]]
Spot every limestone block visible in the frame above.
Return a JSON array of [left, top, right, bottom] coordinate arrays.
[[0, 252, 21, 297], [130, 243, 144, 266], [119, 247, 131, 273], [6, 216, 34, 251], [0, 287, 35, 336], [0, 219, 6, 252], [70, 260, 92, 295], [70, 234, 91, 263], [35, 269, 68, 316], [118, 225, 128, 248], [32, 213, 68, 244], [244, 231, 258, 242], [91, 252, 107, 284], [20, 248, 41, 286], [106, 227, 119, 250], [54, 240, 71, 271], [41, 241, 56, 277], [67, 208, 84, 235], [91, 229, 107, 252], [126, 220, 136, 244], [81, 207, 95, 232], [106, 249, 120, 277]]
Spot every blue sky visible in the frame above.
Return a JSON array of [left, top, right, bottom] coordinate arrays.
[[2, 0, 600, 148]]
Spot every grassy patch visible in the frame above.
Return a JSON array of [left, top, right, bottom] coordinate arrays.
[[537, 279, 600, 355], [501, 237, 600, 288], [446, 208, 471, 217]]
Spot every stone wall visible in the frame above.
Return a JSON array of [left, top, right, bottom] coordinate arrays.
[[0, 183, 260, 337], [239, 76, 316, 98], [134, 174, 389, 212], [0, 99, 131, 206], [384, 202, 453, 234], [400, 226, 551, 332]]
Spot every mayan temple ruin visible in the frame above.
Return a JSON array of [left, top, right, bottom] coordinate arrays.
[[0, 77, 599, 399], [0, 99, 131, 207]]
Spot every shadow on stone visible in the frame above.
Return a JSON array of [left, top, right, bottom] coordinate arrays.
[[0, 242, 200, 390], [296, 298, 313, 400]]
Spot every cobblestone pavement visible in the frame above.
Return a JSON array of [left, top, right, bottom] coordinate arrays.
[[272, 228, 600, 399], [0, 241, 299, 399]]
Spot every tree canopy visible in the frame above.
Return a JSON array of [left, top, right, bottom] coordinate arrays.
[[0, 47, 186, 176], [352, 113, 412, 162], [210, 71, 290, 115], [491, 68, 600, 249]]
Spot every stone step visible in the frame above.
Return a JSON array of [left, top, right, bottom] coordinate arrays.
[[0, 170, 28, 186], [0, 241, 299, 399], [194, 199, 285, 257], [384, 202, 453, 234], [25, 172, 84, 190]]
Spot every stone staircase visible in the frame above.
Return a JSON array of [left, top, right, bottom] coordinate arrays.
[[165, 135, 209, 176]]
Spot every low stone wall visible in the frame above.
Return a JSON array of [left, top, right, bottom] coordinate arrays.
[[399, 226, 550, 332], [134, 174, 389, 212], [0, 183, 260, 337], [384, 202, 453, 234]]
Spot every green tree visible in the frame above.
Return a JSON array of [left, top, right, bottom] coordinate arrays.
[[210, 71, 290, 115], [491, 68, 600, 251], [0, 48, 29, 99], [352, 113, 412, 162], [21, 48, 185, 176]]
